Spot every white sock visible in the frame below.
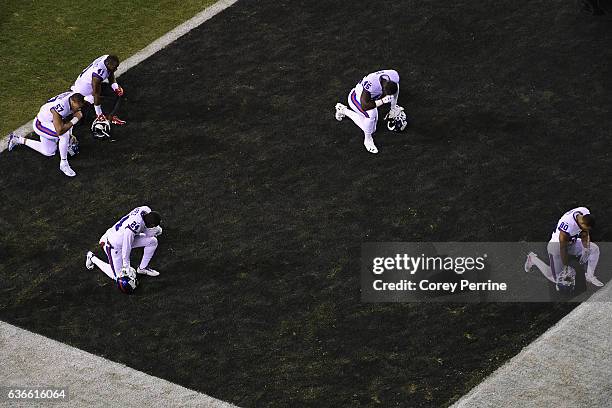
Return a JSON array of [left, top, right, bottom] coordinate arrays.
[[59, 135, 69, 161], [92, 256, 116, 280], [139, 243, 158, 269]]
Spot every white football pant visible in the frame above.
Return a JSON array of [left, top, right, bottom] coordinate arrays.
[[27, 118, 71, 160], [531, 239, 600, 283], [345, 86, 378, 137], [94, 235, 159, 280]]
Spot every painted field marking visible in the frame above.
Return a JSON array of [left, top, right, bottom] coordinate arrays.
[[452, 282, 612, 408], [0, 321, 239, 408]]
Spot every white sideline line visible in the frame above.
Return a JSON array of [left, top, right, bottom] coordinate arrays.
[[0, 0, 239, 153], [1, 0, 239, 406], [0, 322, 239, 408], [451, 283, 612, 408]]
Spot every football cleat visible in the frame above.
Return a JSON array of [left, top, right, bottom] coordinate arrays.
[[59, 161, 76, 177], [85, 251, 94, 270], [524, 252, 536, 273], [7, 132, 19, 152], [585, 274, 604, 287], [364, 137, 378, 154], [109, 115, 126, 126], [137, 266, 160, 276], [335, 103, 347, 121]]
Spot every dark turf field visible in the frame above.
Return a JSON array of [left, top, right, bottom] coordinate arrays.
[[1, 1, 612, 407]]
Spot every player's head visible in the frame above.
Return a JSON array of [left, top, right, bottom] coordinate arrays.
[[578, 214, 595, 231], [143, 211, 161, 228], [105, 55, 120, 72], [382, 79, 398, 96], [69, 93, 85, 112]]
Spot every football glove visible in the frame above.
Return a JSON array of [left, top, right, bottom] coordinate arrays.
[[111, 83, 124, 96], [144, 226, 162, 237], [387, 105, 404, 120], [120, 265, 137, 280], [579, 247, 590, 264]]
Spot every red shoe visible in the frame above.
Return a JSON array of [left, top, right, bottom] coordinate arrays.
[[110, 115, 127, 126]]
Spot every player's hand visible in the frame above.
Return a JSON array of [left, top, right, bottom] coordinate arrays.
[[112, 83, 124, 96], [387, 105, 403, 119], [381, 95, 394, 104], [121, 265, 136, 279], [96, 114, 107, 122], [74, 111, 83, 120], [70, 134, 78, 144], [579, 248, 590, 264]]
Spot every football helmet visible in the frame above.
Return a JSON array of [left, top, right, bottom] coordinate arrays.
[[556, 265, 576, 295], [116, 266, 138, 294], [67, 137, 79, 156], [116, 276, 137, 294], [385, 106, 409, 132], [91, 118, 111, 139]]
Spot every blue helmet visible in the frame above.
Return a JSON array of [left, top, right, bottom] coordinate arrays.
[[556, 266, 576, 295], [116, 276, 137, 294]]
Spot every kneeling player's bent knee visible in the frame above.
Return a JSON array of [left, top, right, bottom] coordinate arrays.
[[149, 236, 158, 248], [590, 242, 600, 256]]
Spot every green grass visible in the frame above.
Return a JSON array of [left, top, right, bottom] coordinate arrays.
[[0, 0, 218, 137]]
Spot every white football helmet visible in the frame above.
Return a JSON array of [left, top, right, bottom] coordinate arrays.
[[556, 265, 576, 294], [385, 105, 409, 132], [67, 137, 79, 156], [91, 118, 111, 139]]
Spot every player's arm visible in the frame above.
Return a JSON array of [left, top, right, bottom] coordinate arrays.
[[359, 90, 377, 111], [108, 72, 124, 96], [391, 83, 399, 107], [51, 109, 80, 136], [559, 231, 571, 266], [121, 228, 136, 268], [580, 230, 590, 248], [360, 89, 394, 111], [91, 75, 104, 116]]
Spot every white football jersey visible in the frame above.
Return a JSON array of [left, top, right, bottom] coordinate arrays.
[[37, 91, 77, 123], [550, 207, 590, 242], [71, 55, 111, 96], [356, 69, 400, 100], [104, 206, 152, 247]]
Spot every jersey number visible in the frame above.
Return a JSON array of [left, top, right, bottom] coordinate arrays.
[[115, 215, 130, 231], [362, 81, 372, 90], [559, 222, 569, 231]]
